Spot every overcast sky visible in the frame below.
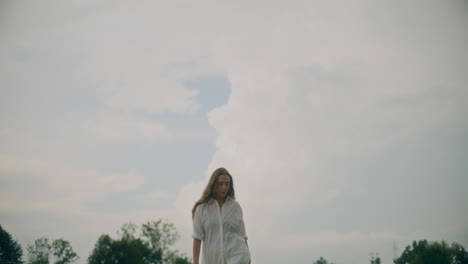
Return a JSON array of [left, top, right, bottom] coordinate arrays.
[[1, 1, 467, 263]]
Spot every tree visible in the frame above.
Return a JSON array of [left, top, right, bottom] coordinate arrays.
[[141, 219, 190, 264], [394, 239, 468, 264], [174, 258, 191, 264], [85, 235, 113, 264], [51, 239, 79, 264], [370, 252, 381, 264], [0, 224, 24, 264], [27, 238, 50, 264], [27, 237, 78, 264], [313, 256, 335, 264], [90, 234, 157, 264], [88, 219, 191, 264]]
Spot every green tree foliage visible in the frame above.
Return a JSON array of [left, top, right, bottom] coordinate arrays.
[[88, 219, 191, 264], [51, 240, 79, 264], [88, 233, 157, 264], [313, 256, 335, 264], [394, 239, 468, 264], [370, 253, 381, 264], [27, 238, 50, 264], [0, 224, 24, 264], [27, 237, 78, 264], [174, 257, 191, 264]]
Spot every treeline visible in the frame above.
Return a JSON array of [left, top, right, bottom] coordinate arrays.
[[2, 222, 468, 264], [313, 240, 468, 264], [0, 219, 191, 264]]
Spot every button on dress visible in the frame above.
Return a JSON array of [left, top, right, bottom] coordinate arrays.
[[192, 196, 251, 264]]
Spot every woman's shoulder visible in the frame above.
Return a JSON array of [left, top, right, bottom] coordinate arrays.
[[228, 197, 241, 208], [195, 199, 214, 210], [194, 202, 204, 211]]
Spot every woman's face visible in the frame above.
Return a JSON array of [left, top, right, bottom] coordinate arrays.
[[214, 175, 230, 200]]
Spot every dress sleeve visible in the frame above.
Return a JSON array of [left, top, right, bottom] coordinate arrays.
[[239, 204, 248, 240], [192, 204, 205, 241]]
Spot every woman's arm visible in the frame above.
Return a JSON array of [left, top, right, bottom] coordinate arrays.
[[193, 238, 202, 264], [245, 239, 251, 264]]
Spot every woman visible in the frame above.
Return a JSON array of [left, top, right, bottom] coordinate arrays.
[[192, 167, 251, 264]]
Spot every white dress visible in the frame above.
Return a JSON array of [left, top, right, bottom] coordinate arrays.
[[192, 196, 251, 264]]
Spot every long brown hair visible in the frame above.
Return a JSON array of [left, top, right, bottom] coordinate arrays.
[[192, 167, 235, 219]]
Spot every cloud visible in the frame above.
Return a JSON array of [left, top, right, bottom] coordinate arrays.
[[81, 110, 172, 143], [1, 1, 220, 261], [0, 154, 145, 210], [100, 77, 201, 114], [147, 191, 173, 202], [0, 153, 183, 263], [1, 0, 467, 263], [174, 1, 468, 263]]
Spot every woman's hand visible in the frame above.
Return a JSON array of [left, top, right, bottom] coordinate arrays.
[[193, 238, 202, 264]]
